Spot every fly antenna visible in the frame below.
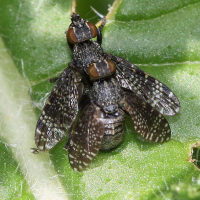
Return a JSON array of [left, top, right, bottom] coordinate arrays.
[[90, 6, 104, 19]]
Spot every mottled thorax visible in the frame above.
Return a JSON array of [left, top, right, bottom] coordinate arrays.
[[92, 78, 123, 113], [73, 41, 105, 67]]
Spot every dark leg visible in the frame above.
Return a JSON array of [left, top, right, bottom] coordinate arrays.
[[49, 77, 59, 83], [97, 17, 106, 45], [30, 148, 40, 154], [67, 39, 74, 51]]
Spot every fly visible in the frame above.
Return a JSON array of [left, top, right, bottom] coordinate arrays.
[[34, 9, 180, 171]]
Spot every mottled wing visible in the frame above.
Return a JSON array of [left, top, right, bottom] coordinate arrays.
[[112, 55, 180, 116], [67, 103, 105, 171], [122, 91, 171, 143], [35, 66, 84, 151]]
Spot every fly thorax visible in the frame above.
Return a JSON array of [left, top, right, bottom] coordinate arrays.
[[92, 78, 123, 114], [73, 41, 104, 67]]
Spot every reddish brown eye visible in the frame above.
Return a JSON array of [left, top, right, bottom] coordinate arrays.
[[87, 22, 98, 38], [67, 28, 78, 44], [88, 63, 99, 79], [106, 60, 116, 74]]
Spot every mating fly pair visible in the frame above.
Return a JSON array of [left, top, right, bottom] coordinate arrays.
[[35, 11, 180, 171]]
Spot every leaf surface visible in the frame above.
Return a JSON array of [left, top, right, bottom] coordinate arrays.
[[0, 0, 200, 199]]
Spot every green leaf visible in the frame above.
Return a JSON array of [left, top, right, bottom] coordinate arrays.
[[171, 176, 200, 200], [1, 0, 200, 199]]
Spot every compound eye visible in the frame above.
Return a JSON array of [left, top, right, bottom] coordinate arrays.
[[67, 28, 78, 44], [87, 22, 98, 38], [88, 63, 99, 79], [88, 60, 116, 79]]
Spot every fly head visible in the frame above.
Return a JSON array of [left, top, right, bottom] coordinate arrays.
[[66, 13, 98, 45]]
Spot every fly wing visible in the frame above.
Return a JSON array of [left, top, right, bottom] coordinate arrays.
[[35, 66, 84, 151], [111, 55, 180, 116], [122, 91, 171, 143], [66, 103, 105, 171]]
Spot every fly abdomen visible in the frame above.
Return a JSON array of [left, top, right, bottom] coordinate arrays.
[[100, 109, 125, 151], [91, 78, 125, 151]]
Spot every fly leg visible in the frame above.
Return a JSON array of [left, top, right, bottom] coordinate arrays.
[[90, 6, 106, 45]]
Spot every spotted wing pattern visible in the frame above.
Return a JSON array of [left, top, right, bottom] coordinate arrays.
[[35, 66, 84, 151], [67, 103, 105, 171], [111, 55, 180, 116], [123, 91, 171, 143]]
